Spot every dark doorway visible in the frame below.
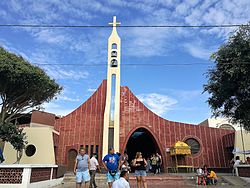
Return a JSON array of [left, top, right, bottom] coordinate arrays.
[[67, 149, 77, 171], [125, 128, 161, 163]]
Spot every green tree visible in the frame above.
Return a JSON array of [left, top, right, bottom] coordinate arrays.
[[0, 47, 62, 123], [0, 47, 62, 161], [204, 23, 250, 131]]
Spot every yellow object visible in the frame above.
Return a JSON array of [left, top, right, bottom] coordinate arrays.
[[208, 171, 218, 179], [170, 141, 191, 156]]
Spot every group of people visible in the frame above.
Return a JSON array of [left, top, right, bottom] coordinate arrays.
[[230, 156, 250, 176], [196, 165, 218, 185], [74, 147, 250, 188], [146, 153, 162, 174], [74, 148, 100, 188], [74, 147, 153, 188]]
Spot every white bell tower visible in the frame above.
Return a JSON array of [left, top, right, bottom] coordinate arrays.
[[102, 16, 121, 158]]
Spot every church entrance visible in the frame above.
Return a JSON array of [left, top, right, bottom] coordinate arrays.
[[67, 149, 77, 171], [125, 128, 162, 163]]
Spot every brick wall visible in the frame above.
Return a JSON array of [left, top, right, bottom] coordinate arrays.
[[55, 80, 107, 165], [30, 168, 51, 183], [238, 166, 250, 177], [119, 86, 235, 168], [0, 168, 23, 184], [55, 80, 234, 170]]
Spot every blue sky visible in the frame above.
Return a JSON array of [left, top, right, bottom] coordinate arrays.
[[0, 0, 249, 124]]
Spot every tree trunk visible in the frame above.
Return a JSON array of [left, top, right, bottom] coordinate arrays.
[[14, 150, 23, 164]]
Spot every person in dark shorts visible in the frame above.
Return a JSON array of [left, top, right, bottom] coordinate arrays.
[[89, 153, 100, 188], [132, 152, 148, 188]]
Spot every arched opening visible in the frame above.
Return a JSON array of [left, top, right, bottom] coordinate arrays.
[[67, 149, 77, 171], [112, 43, 117, 49], [219, 124, 235, 131], [125, 128, 162, 163]]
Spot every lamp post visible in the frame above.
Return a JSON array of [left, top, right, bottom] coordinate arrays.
[[240, 122, 246, 163]]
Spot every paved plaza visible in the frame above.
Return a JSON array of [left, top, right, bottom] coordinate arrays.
[[53, 173, 250, 188]]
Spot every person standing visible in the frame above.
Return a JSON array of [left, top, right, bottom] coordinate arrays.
[[133, 152, 148, 188], [74, 148, 91, 188], [156, 153, 162, 174], [120, 151, 130, 171], [196, 167, 205, 185], [102, 147, 121, 188], [150, 154, 157, 175], [89, 153, 101, 188], [246, 157, 250, 164], [233, 156, 241, 176], [146, 158, 151, 173], [112, 170, 130, 188]]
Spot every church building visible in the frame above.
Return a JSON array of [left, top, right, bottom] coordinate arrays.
[[54, 16, 235, 172]]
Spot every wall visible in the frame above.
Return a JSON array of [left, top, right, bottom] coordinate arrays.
[[54, 80, 107, 165], [234, 131, 250, 162], [54, 80, 235, 169], [202, 118, 241, 131], [3, 127, 56, 165], [0, 164, 62, 188], [31, 110, 56, 127], [119, 86, 235, 168]]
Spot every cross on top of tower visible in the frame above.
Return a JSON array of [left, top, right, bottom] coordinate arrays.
[[109, 16, 121, 27]]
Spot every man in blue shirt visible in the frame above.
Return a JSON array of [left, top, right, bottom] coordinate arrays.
[[74, 148, 90, 188], [102, 147, 121, 188]]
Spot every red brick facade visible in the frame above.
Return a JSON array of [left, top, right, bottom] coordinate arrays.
[[54, 81, 107, 165], [55, 80, 234, 169]]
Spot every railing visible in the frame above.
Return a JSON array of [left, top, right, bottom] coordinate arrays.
[[0, 164, 62, 188]]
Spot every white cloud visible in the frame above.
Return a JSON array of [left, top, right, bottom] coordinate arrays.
[[183, 41, 216, 59], [170, 89, 202, 101], [87, 88, 97, 92], [137, 93, 177, 116], [29, 49, 90, 80], [1, 0, 250, 60], [57, 96, 80, 102], [43, 65, 89, 80], [41, 102, 73, 116], [33, 29, 70, 45]]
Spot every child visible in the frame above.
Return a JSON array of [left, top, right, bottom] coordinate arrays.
[[207, 170, 218, 185], [196, 167, 205, 185]]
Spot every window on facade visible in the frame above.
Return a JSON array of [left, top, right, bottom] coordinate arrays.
[[25, 144, 36, 157], [91, 145, 94, 155], [112, 43, 117, 49], [185, 138, 200, 155], [96, 145, 99, 160], [85, 145, 89, 155]]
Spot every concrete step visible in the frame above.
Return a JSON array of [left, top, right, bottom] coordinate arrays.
[[220, 175, 250, 186], [63, 173, 184, 183]]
